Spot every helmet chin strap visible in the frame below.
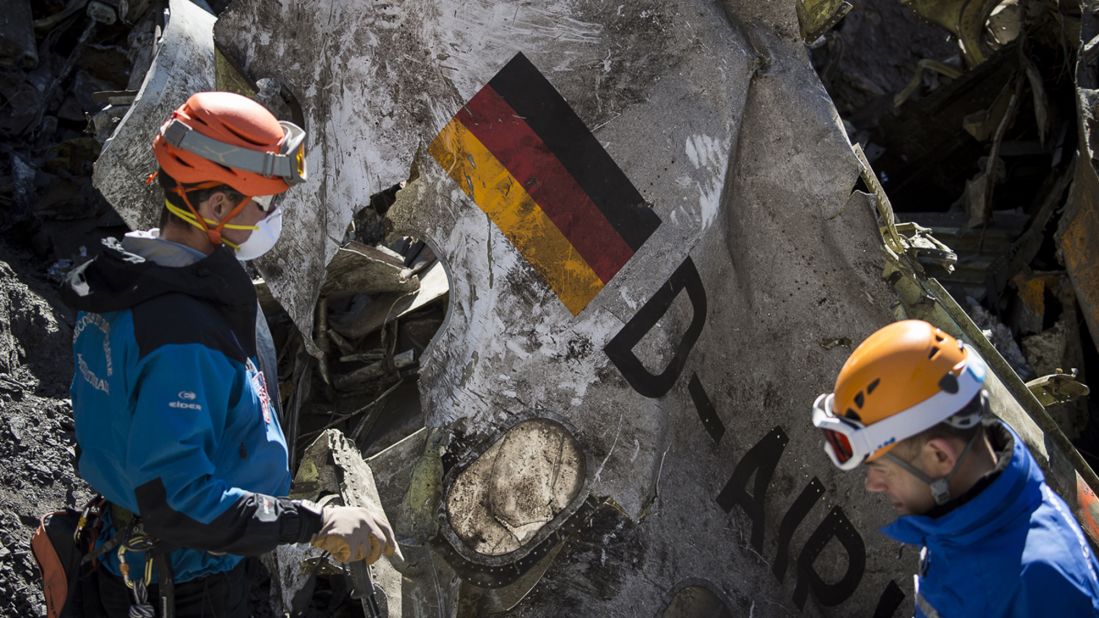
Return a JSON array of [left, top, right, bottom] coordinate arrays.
[[884, 429, 980, 506], [170, 185, 254, 248]]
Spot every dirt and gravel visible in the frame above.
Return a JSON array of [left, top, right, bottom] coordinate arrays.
[[0, 248, 92, 616]]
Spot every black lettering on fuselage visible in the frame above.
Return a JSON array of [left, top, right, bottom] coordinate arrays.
[[603, 255, 903, 614], [773, 477, 825, 580], [874, 580, 907, 618], [688, 373, 725, 444], [717, 426, 788, 552], [604, 258, 706, 399], [793, 505, 865, 609]]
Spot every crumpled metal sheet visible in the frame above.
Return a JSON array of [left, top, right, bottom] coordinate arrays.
[[869, 138, 1099, 551], [89, 0, 1099, 615], [277, 429, 404, 616], [320, 242, 418, 299], [1065, 1, 1099, 372], [92, 0, 217, 231], [1062, 151, 1099, 356], [175, 0, 902, 614], [364, 1, 910, 613], [1051, 3, 1099, 541], [210, 0, 793, 357], [796, 0, 853, 42], [900, 0, 1002, 66]]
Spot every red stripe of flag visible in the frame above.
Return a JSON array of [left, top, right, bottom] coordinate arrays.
[[457, 85, 634, 284]]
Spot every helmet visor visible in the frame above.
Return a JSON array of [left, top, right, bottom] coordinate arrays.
[[823, 427, 855, 466], [252, 194, 278, 212], [812, 393, 867, 471], [277, 121, 308, 184]]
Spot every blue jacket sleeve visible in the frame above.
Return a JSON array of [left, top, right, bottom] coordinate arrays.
[[1006, 560, 1097, 618], [126, 344, 320, 554]]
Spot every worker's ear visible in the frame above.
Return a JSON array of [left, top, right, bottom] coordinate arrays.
[[921, 437, 958, 476], [208, 191, 229, 219]]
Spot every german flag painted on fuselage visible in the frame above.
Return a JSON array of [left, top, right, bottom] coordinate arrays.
[[429, 53, 661, 315]]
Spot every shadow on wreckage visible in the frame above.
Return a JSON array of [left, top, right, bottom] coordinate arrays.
[[812, 0, 1099, 470]]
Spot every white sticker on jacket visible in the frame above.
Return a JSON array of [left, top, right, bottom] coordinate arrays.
[[246, 358, 273, 425]]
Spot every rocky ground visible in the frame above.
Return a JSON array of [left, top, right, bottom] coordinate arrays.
[[0, 247, 91, 616], [0, 0, 140, 612]]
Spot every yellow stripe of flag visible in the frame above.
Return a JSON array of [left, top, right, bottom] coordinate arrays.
[[429, 119, 604, 315]]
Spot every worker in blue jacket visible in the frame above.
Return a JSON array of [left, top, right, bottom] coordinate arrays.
[[63, 92, 397, 617], [811, 320, 1099, 616]]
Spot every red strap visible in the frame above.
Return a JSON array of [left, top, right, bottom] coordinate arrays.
[[30, 513, 70, 618]]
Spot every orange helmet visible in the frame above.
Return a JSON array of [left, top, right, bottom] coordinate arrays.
[[812, 320, 988, 470], [152, 91, 307, 196], [152, 92, 307, 247]]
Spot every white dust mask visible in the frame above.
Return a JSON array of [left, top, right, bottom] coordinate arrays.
[[234, 208, 283, 261]]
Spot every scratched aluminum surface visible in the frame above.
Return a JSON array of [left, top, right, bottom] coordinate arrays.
[[100, 0, 918, 614], [92, 0, 217, 231], [215, 0, 912, 614]]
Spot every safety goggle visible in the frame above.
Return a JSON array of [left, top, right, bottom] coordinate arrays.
[[811, 348, 989, 471], [812, 394, 883, 471], [252, 194, 278, 212], [160, 118, 308, 185]]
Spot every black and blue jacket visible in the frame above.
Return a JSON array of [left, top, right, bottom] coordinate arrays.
[[63, 234, 322, 583]]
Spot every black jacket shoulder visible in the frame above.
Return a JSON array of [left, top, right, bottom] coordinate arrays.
[[131, 292, 255, 362], [64, 239, 258, 361]]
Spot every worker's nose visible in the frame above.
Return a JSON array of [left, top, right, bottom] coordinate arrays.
[[865, 469, 886, 493]]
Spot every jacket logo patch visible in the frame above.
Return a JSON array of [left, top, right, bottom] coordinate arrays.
[[169, 400, 203, 411], [246, 359, 273, 425], [74, 313, 112, 389], [76, 353, 109, 394], [178, 391, 197, 400]]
